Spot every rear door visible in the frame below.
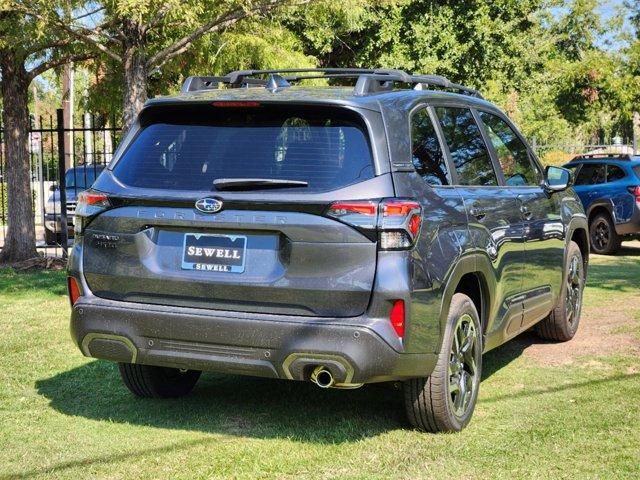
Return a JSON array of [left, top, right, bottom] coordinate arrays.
[[433, 105, 525, 340], [82, 103, 392, 317], [477, 110, 564, 325]]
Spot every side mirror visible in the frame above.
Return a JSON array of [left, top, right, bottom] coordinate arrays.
[[544, 165, 572, 193], [49, 184, 57, 192]]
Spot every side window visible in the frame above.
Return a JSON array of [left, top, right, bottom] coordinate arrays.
[[478, 111, 541, 186], [575, 164, 606, 185], [411, 108, 449, 186], [606, 165, 626, 182], [435, 107, 497, 186]]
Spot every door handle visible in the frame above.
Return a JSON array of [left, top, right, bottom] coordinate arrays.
[[520, 204, 532, 220], [470, 207, 486, 221]]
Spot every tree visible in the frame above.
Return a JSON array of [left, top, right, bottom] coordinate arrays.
[[25, 0, 313, 131], [0, 7, 90, 263]]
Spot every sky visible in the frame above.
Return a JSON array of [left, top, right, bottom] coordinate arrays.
[[596, 0, 634, 49]]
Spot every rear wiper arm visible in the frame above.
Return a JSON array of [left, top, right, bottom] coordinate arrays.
[[213, 178, 309, 191]]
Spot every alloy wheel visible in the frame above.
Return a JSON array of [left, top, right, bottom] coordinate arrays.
[[591, 219, 610, 251], [448, 314, 480, 418], [565, 253, 583, 325]]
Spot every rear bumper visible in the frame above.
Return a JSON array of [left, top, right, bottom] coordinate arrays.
[[44, 214, 74, 234], [70, 295, 436, 386], [615, 206, 640, 236]]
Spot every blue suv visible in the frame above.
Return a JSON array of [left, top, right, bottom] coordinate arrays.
[[565, 154, 640, 254]]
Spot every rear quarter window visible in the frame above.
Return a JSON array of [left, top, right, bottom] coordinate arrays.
[[112, 105, 375, 192]]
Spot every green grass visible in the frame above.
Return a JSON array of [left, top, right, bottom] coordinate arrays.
[[1, 249, 640, 480]]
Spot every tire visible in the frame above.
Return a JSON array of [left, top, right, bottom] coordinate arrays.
[[589, 212, 620, 255], [118, 363, 201, 398], [404, 293, 483, 432], [44, 228, 59, 245], [536, 240, 585, 342]]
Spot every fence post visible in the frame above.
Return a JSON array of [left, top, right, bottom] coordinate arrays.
[[56, 109, 69, 257], [633, 111, 639, 156]]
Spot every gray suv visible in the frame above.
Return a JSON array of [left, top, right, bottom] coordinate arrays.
[[68, 69, 589, 432]]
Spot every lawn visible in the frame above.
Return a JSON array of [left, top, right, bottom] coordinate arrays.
[[1, 245, 639, 479]]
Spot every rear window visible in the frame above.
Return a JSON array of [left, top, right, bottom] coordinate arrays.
[[112, 105, 374, 192], [634, 165, 640, 180]]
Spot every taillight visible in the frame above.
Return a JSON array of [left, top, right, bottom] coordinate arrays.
[[326, 201, 378, 229], [325, 198, 422, 250], [389, 300, 405, 338], [379, 199, 422, 250], [629, 185, 640, 205], [75, 190, 111, 234], [67, 276, 81, 306]]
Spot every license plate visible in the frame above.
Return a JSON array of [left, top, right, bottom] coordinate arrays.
[[182, 233, 247, 273]]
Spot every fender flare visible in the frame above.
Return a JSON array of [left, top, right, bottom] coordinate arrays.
[[437, 252, 496, 348], [586, 199, 614, 222]]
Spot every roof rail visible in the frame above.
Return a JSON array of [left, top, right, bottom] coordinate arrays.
[[571, 153, 633, 161], [180, 68, 484, 99]]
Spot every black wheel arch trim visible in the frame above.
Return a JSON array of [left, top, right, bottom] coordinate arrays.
[[437, 253, 495, 353]]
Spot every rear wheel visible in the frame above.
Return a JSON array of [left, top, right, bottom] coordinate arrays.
[[404, 293, 482, 432], [118, 363, 201, 398], [536, 240, 585, 342], [589, 213, 620, 255]]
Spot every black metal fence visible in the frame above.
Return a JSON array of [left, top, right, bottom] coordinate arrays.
[[0, 114, 637, 259], [0, 109, 121, 258], [531, 140, 637, 166]]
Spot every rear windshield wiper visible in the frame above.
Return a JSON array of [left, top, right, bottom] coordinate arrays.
[[213, 178, 309, 191]]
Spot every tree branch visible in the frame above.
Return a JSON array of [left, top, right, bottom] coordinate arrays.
[[27, 52, 95, 81], [146, 0, 309, 69], [25, 38, 72, 57], [72, 6, 105, 22], [19, 6, 122, 62], [142, 4, 172, 35]]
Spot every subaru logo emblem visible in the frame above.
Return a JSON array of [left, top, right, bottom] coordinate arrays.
[[195, 198, 223, 213]]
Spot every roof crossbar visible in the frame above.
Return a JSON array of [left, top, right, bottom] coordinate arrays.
[[180, 68, 484, 99]]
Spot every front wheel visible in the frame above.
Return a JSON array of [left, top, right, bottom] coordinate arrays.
[[536, 240, 585, 342], [119, 363, 201, 398], [404, 293, 483, 432]]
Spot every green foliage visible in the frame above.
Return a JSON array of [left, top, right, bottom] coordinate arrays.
[[6, 0, 639, 145]]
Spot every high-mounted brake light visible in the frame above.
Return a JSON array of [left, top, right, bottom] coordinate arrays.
[[67, 276, 81, 306], [389, 300, 405, 338], [211, 101, 261, 108]]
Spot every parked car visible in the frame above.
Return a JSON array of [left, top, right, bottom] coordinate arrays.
[[45, 164, 105, 244], [67, 68, 589, 432], [564, 154, 640, 254]]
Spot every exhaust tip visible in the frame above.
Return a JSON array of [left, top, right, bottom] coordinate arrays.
[[310, 365, 335, 388]]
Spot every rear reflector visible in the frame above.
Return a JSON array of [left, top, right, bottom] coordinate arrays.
[[67, 277, 81, 306], [389, 300, 405, 338]]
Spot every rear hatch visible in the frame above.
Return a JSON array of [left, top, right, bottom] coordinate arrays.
[[81, 102, 392, 317]]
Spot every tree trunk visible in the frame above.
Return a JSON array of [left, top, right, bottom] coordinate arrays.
[[0, 51, 37, 263], [122, 21, 148, 132]]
